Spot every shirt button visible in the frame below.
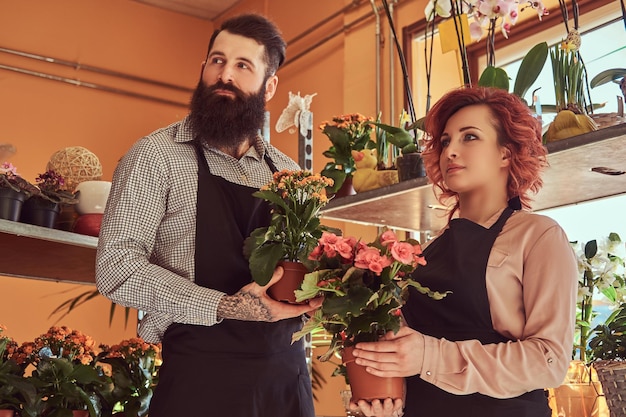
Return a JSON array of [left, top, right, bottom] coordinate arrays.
[[547, 358, 553, 364], [426, 371, 432, 376]]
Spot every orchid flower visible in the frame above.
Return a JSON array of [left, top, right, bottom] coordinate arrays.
[[425, 0, 453, 21]]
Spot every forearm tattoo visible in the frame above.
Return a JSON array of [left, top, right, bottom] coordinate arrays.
[[217, 290, 274, 321]]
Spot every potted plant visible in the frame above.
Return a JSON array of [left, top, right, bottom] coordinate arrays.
[[15, 326, 110, 417], [588, 302, 626, 417], [243, 170, 338, 303], [96, 338, 161, 417], [572, 232, 626, 363], [319, 114, 377, 196], [0, 325, 40, 417], [0, 162, 37, 221], [293, 229, 449, 402], [20, 170, 78, 228], [369, 120, 425, 181]]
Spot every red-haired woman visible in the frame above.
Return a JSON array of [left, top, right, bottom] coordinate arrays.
[[350, 87, 578, 417]]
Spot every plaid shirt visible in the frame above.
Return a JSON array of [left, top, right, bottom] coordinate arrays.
[[95, 117, 300, 342]]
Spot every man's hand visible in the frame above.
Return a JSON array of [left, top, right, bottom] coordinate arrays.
[[217, 266, 323, 321], [349, 398, 404, 417]]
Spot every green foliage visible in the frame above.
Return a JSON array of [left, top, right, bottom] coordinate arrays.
[[478, 42, 548, 105], [588, 302, 626, 361], [29, 357, 108, 417], [572, 232, 626, 362], [96, 339, 161, 417], [319, 115, 376, 192], [513, 42, 549, 100], [369, 122, 418, 155], [243, 171, 337, 286], [478, 66, 510, 91], [550, 44, 587, 112]]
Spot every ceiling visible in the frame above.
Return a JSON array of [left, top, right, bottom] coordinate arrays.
[[133, 0, 242, 20]]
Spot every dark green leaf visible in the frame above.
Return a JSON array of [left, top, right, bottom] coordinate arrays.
[[513, 42, 548, 100], [248, 243, 286, 285], [478, 66, 510, 91], [584, 240, 598, 259]]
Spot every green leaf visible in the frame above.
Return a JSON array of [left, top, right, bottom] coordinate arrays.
[[513, 42, 548, 100], [590, 68, 626, 88], [248, 243, 286, 285], [320, 167, 347, 193], [406, 117, 425, 132], [324, 286, 373, 317], [295, 272, 323, 302], [369, 122, 414, 150], [584, 240, 598, 259], [609, 232, 622, 243], [478, 66, 510, 91], [252, 189, 288, 212]]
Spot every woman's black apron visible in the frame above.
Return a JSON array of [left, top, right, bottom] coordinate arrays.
[[402, 203, 551, 417], [148, 144, 315, 417]]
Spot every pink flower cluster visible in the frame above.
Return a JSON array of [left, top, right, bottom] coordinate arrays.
[[309, 230, 426, 276]]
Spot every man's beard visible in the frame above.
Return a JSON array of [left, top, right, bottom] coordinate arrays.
[[189, 79, 267, 154]]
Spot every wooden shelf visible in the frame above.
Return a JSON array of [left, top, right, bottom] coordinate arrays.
[[0, 218, 98, 284], [321, 123, 626, 233], [2, 123, 625, 283]]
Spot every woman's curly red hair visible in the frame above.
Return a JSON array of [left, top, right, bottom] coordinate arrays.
[[422, 87, 547, 214]]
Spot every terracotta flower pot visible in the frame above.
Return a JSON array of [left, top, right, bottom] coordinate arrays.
[[72, 411, 89, 417], [342, 345, 404, 403], [0, 409, 15, 417], [268, 260, 309, 304]]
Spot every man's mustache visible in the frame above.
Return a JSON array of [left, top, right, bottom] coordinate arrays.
[[206, 81, 245, 99]]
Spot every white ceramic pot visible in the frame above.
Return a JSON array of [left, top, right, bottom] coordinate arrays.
[[75, 180, 111, 215]]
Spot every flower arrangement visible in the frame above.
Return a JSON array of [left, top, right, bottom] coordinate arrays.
[[572, 233, 626, 362], [33, 169, 78, 204], [319, 114, 376, 193], [293, 229, 449, 361], [243, 170, 337, 286], [14, 326, 109, 417], [97, 338, 161, 417]]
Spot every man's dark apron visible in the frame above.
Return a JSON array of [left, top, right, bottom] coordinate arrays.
[[148, 144, 315, 417], [402, 203, 551, 417]]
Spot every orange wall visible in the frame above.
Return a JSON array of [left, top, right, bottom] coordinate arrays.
[[0, 0, 428, 415]]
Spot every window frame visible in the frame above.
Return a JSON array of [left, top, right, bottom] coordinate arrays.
[[401, 0, 617, 104]]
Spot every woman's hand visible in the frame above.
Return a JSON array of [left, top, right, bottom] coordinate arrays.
[[349, 398, 404, 417], [352, 325, 425, 378], [217, 266, 323, 321]]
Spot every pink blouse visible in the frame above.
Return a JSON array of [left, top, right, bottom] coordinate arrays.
[[417, 209, 578, 398]]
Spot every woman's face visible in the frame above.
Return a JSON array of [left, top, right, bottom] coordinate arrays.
[[438, 104, 510, 195]]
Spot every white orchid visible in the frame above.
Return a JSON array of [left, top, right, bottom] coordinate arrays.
[[573, 233, 626, 361], [425, 0, 453, 21]]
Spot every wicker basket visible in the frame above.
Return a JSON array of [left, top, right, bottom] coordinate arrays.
[[593, 360, 626, 417]]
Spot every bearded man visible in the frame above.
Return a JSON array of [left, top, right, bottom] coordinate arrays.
[[95, 14, 320, 417]]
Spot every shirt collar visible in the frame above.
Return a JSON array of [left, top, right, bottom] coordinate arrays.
[[176, 116, 268, 161]]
